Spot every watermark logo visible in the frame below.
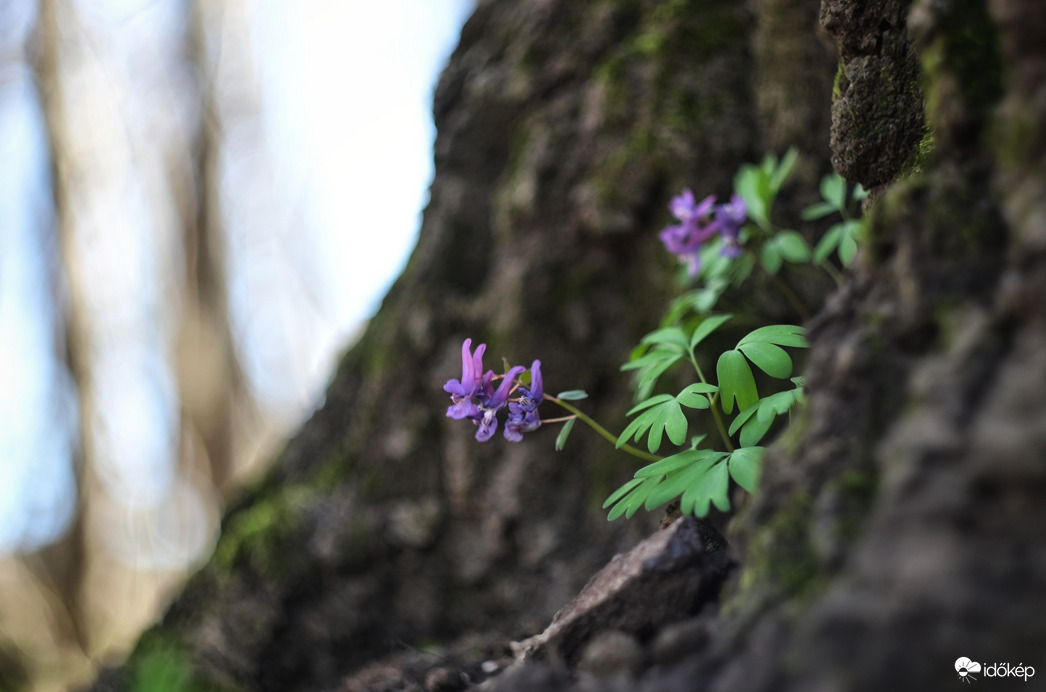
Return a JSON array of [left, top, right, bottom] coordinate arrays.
[[955, 657, 1035, 683], [955, 658, 981, 684]]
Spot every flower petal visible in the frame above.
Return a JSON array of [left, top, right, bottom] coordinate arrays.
[[487, 365, 526, 410], [528, 360, 543, 401]]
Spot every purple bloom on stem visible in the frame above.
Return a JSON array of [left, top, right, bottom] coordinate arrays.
[[444, 338, 491, 420], [668, 189, 698, 222], [670, 190, 716, 225], [716, 194, 747, 258], [475, 365, 525, 442], [660, 190, 749, 274], [505, 360, 543, 442], [444, 339, 545, 443], [659, 192, 720, 277]]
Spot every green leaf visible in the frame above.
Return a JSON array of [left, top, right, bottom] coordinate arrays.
[[820, 173, 847, 210], [603, 476, 645, 509], [839, 233, 858, 265], [728, 401, 758, 436], [716, 350, 758, 414], [775, 231, 810, 262], [667, 454, 720, 513], [634, 449, 706, 478], [620, 396, 688, 453], [737, 324, 808, 349], [645, 402, 670, 453], [739, 412, 774, 446], [756, 389, 800, 424], [607, 502, 629, 521], [622, 349, 683, 395], [852, 183, 869, 202], [626, 393, 675, 416], [605, 475, 661, 520], [677, 382, 716, 409], [728, 447, 764, 492], [555, 390, 589, 401], [644, 452, 727, 511], [738, 341, 793, 378], [760, 243, 783, 275], [735, 167, 770, 229], [554, 417, 576, 451], [838, 219, 863, 266], [621, 350, 672, 371], [728, 389, 803, 447], [661, 401, 688, 448], [641, 327, 690, 351], [689, 314, 732, 350], [801, 201, 837, 221], [643, 467, 700, 511], [770, 147, 799, 193], [680, 459, 730, 516], [617, 409, 658, 448], [622, 476, 661, 518], [665, 291, 698, 325], [643, 476, 689, 511], [694, 285, 723, 314], [624, 350, 684, 396], [699, 239, 732, 279], [728, 250, 757, 286], [813, 224, 842, 264]]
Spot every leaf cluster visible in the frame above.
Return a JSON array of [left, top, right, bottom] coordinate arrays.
[[605, 316, 807, 519], [548, 150, 866, 522], [603, 446, 762, 520], [802, 173, 867, 266]]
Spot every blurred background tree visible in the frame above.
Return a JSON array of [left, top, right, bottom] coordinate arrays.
[[0, 1, 470, 689]]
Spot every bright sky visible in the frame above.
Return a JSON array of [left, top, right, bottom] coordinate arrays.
[[0, 0, 474, 559]]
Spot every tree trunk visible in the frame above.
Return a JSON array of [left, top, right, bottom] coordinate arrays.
[[91, 0, 1046, 691]]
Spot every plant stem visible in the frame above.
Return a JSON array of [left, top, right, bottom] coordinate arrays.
[[768, 272, 811, 322], [687, 352, 735, 453], [541, 415, 577, 424], [819, 260, 844, 287], [546, 396, 662, 463]]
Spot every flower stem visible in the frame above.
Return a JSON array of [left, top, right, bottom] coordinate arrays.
[[768, 272, 811, 322], [819, 260, 844, 287], [687, 352, 735, 453], [545, 396, 662, 463], [541, 415, 576, 424]]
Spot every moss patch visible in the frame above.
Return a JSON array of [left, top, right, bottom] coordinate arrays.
[[736, 491, 822, 604], [212, 484, 311, 578], [127, 637, 229, 692]]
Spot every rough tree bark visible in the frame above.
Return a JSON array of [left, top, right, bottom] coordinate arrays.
[[92, 0, 1045, 690]]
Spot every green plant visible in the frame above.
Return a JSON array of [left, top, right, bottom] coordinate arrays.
[[443, 150, 864, 520]]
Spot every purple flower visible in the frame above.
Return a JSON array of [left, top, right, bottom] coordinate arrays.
[[444, 338, 492, 420], [668, 189, 700, 222], [659, 190, 749, 275], [475, 365, 525, 441], [444, 339, 545, 443], [505, 360, 543, 442], [715, 194, 747, 258], [659, 191, 720, 277]]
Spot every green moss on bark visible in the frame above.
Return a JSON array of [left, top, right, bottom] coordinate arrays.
[[735, 491, 822, 604], [212, 485, 310, 579]]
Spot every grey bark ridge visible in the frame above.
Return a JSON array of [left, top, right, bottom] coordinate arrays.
[[515, 517, 733, 670]]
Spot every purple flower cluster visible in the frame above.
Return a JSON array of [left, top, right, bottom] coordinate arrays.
[[444, 338, 543, 442], [658, 190, 747, 276]]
